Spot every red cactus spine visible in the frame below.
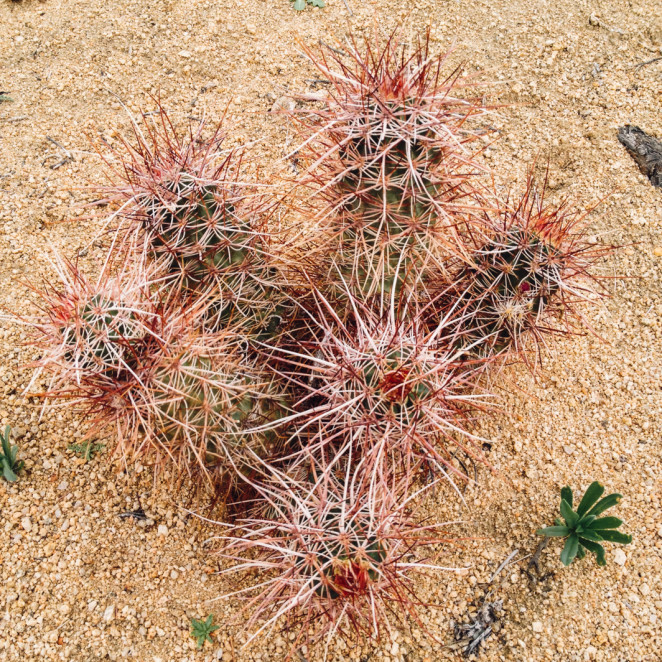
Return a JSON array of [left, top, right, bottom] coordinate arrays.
[[97, 105, 289, 338], [266, 286, 491, 485], [24, 256, 289, 487]]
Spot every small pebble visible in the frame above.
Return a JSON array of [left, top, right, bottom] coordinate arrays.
[[157, 524, 168, 536], [270, 96, 296, 113], [532, 621, 543, 633], [103, 604, 115, 622], [613, 549, 627, 566], [21, 517, 32, 532]]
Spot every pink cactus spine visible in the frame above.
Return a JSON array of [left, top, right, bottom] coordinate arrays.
[[24, 256, 289, 487], [428, 171, 612, 363], [96, 104, 290, 338]]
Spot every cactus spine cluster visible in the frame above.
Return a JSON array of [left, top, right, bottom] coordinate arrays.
[[216, 449, 442, 648]]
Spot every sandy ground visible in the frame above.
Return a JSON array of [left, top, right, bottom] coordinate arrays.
[[1, 0, 662, 660]]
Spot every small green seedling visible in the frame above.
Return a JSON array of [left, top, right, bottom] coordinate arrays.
[[0, 94, 13, 103], [537, 481, 632, 566], [291, 0, 325, 10], [190, 614, 219, 649], [1, 426, 24, 482], [68, 440, 105, 462]]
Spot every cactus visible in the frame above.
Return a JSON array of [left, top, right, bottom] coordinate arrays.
[[273, 288, 491, 484], [215, 448, 451, 647], [25, 256, 288, 487], [16, 26, 622, 655], [65, 293, 144, 369], [26, 256, 157, 386], [142, 340, 290, 484], [293, 29, 489, 314], [432, 174, 609, 360], [98, 105, 289, 339]]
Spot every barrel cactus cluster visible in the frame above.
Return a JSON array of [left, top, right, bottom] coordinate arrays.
[[25, 29, 608, 654]]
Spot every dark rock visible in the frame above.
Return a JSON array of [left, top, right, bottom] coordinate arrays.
[[617, 125, 662, 188]]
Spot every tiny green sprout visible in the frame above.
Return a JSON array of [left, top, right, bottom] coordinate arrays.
[[537, 481, 632, 566], [0, 94, 13, 103], [291, 0, 325, 10], [68, 440, 105, 462], [190, 614, 219, 649], [0, 426, 24, 482]]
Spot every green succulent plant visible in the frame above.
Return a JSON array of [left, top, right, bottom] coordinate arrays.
[[0, 426, 24, 482], [68, 440, 105, 462], [291, 0, 325, 10], [537, 481, 632, 566], [189, 614, 219, 649]]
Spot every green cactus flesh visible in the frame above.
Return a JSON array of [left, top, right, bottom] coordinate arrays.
[[329, 101, 449, 301], [151, 356, 288, 468], [147, 178, 283, 337]]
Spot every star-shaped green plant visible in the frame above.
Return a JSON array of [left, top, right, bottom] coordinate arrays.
[[190, 614, 219, 649], [537, 481, 632, 566], [0, 426, 23, 482]]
